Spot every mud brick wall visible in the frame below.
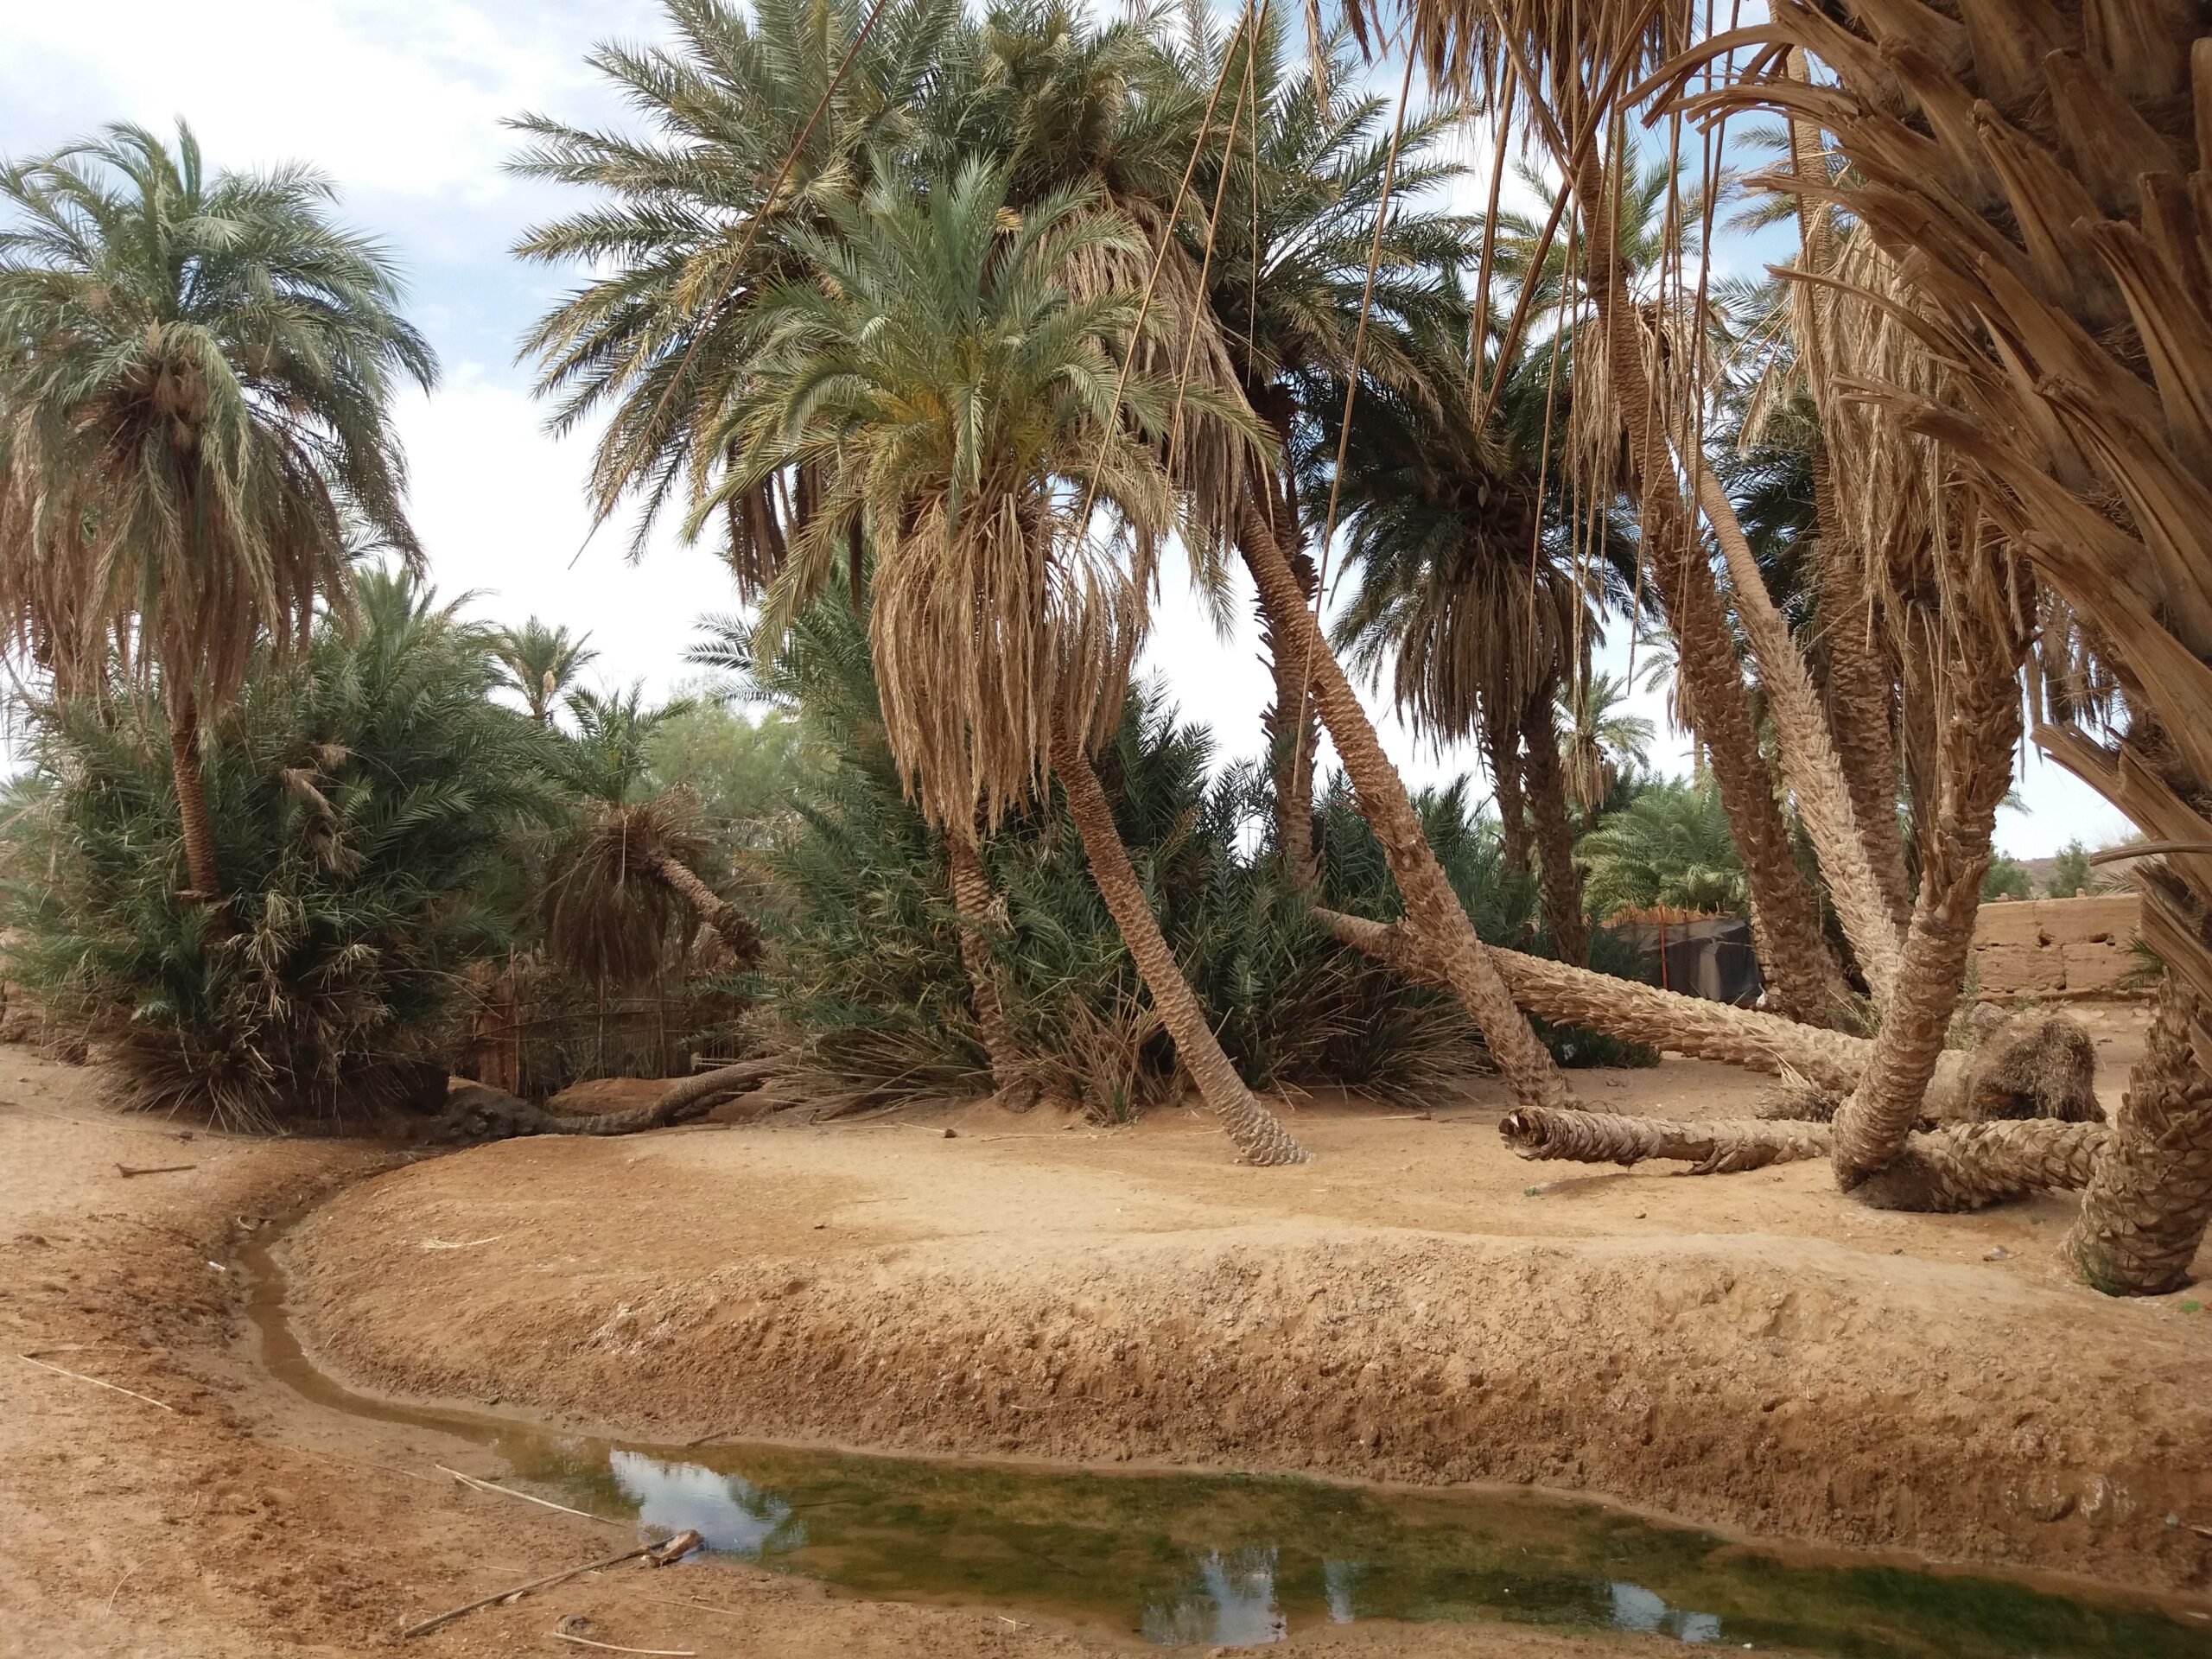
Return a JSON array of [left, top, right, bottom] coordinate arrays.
[[1970, 894, 2142, 1001]]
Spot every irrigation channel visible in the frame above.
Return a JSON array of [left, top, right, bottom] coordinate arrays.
[[239, 1220, 2212, 1655]]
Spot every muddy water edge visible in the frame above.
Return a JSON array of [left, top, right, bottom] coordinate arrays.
[[236, 1217, 2212, 1656]]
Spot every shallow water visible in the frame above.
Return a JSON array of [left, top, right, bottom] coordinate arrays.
[[243, 1229, 2212, 1655]]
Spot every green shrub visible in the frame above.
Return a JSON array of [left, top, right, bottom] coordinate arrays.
[[1, 571, 563, 1128]]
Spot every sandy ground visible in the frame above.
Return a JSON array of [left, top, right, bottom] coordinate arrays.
[[282, 1001, 2212, 1605], [0, 1044, 1764, 1659]]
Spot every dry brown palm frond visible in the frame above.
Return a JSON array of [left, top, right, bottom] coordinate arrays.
[[543, 794, 714, 992]]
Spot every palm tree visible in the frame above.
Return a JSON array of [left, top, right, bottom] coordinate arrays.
[[494, 619, 598, 727], [545, 683, 762, 985], [1576, 779, 1747, 920], [0, 121, 435, 910], [1556, 672, 1654, 816], [1327, 289, 1626, 966], [708, 160, 1307, 1164], [511, 0, 963, 589]]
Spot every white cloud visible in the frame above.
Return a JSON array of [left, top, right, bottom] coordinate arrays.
[[394, 369, 738, 691], [5, 0, 658, 200]]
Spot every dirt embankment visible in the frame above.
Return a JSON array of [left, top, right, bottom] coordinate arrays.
[[289, 1028, 2212, 1599], [0, 1049, 1679, 1657]]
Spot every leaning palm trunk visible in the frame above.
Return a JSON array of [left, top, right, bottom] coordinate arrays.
[[644, 849, 763, 967], [1050, 728, 1311, 1166], [1810, 461, 1915, 934], [2064, 974, 2212, 1295], [1246, 473, 1324, 892], [167, 689, 223, 906], [1829, 593, 2022, 1187], [1647, 0, 2212, 1289], [1518, 682, 1588, 965], [1641, 511, 1852, 1021], [1240, 500, 1575, 1110], [1570, 146, 1900, 1007], [947, 835, 1033, 1103]]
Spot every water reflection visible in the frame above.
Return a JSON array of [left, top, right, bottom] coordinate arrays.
[[1141, 1548, 1289, 1646], [607, 1450, 802, 1558], [1610, 1580, 1723, 1644]]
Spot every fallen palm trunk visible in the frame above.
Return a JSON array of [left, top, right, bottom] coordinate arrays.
[[421, 1060, 782, 1146], [1502, 1106, 1833, 1173], [1313, 907, 2102, 1130], [1499, 1105, 2108, 1212], [1849, 1121, 2111, 1214]]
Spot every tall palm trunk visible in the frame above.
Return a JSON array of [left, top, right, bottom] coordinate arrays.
[[1518, 683, 1588, 965], [1480, 712, 1534, 893], [1830, 605, 2021, 1187], [1811, 455, 1915, 934], [1644, 512, 1852, 1021], [1049, 728, 1310, 1166], [1567, 144, 1901, 1007], [947, 834, 1031, 1102], [1243, 465, 1323, 893], [168, 686, 222, 907], [2064, 970, 2212, 1295], [644, 849, 763, 967], [1241, 499, 1575, 1109]]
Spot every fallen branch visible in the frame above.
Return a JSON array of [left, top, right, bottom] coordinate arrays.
[[16, 1354, 175, 1412], [550, 1631, 697, 1656], [115, 1163, 196, 1179], [1500, 1108, 1834, 1174], [399, 1531, 702, 1639], [435, 1464, 612, 1523]]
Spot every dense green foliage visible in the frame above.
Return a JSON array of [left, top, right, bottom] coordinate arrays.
[[0, 573, 560, 1126], [741, 595, 1646, 1116], [1576, 779, 1751, 919]]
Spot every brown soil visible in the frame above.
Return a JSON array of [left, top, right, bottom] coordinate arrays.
[[283, 1001, 2212, 1604], [0, 1046, 1717, 1658]]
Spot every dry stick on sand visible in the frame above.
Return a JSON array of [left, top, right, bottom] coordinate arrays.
[[550, 1632, 697, 1656], [436, 1464, 613, 1524], [16, 1353, 175, 1412], [114, 1163, 196, 1178], [398, 1531, 703, 1640]]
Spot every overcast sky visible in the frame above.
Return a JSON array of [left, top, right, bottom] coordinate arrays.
[[3, 0, 2133, 858]]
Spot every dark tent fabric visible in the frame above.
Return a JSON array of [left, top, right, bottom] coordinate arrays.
[[1603, 913, 1765, 1007]]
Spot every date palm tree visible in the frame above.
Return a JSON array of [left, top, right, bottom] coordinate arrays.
[[0, 121, 435, 910], [707, 159, 1308, 1163], [494, 618, 598, 727], [511, 0, 964, 588], [545, 683, 763, 985]]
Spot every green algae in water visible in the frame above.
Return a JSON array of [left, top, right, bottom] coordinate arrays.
[[496, 1437, 2212, 1656]]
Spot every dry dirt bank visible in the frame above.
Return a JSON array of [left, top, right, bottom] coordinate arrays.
[[0, 1048, 1681, 1657], [290, 1008, 2212, 1599]]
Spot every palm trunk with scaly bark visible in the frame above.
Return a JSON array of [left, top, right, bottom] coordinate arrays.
[[947, 835, 1032, 1102], [1643, 512, 1853, 1021], [1050, 728, 1310, 1166], [645, 849, 763, 967], [2064, 975, 2212, 1295], [1244, 467, 1323, 893], [1312, 903, 2021, 1112], [1830, 603, 2022, 1188], [168, 687, 222, 908], [1481, 711, 1534, 893], [1781, 71, 1916, 944], [1503, 1105, 1834, 1173], [1566, 144, 1897, 1007], [1241, 500, 1575, 1110], [1811, 454, 1914, 934], [1519, 681, 1588, 966]]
